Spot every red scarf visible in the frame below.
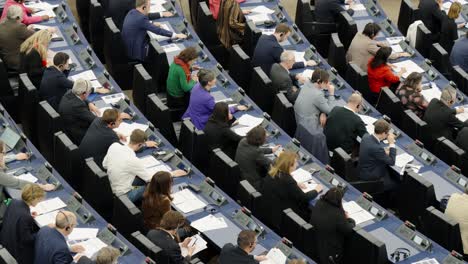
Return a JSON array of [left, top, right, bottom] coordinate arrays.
[[174, 56, 191, 82]]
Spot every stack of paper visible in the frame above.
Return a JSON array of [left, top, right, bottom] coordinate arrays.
[[420, 84, 442, 102], [16, 173, 38, 183], [35, 210, 59, 227], [249, 6, 275, 14], [172, 189, 206, 213], [26, 1, 58, 18], [148, 24, 172, 41], [392, 60, 425, 78], [180, 234, 208, 257], [102, 93, 125, 104], [358, 114, 377, 135], [140, 155, 172, 175], [345, 3, 366, 11], [391, 45, 404, 53], [342, 201, 375, 225], [30, 197, 67, 215], [70, 70, 97, 82], [191, 215, 228, 232], [74, 237, 107, 258], [233, 114, 264, 136], [260, 248, 287, 264], [395, 153, 414, 168], [113, 122, 149, 137], [68, 228, 99, 242], [260, 28, 275, 35], [291, 168, 318, 193]]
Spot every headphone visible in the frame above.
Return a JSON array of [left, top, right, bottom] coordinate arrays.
[[390, 247, 410, 262], [57, 211, 72, 231]]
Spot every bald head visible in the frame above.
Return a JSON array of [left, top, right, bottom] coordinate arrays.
[[347, 93, 363, 112], [55, 211, 77, 232]]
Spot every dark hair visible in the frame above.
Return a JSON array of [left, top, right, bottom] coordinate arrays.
[[198, 69, 216, 87], [53, 52, 70, 66], [177, 47, 198, 63], [237, 230, 257, 248], [246, 126, 266, 146], [159, 211, 185, 230], [101, 109, 119, 124], [370, 47, 392, 69], [320, 187, 344, 209], [311, 69, 329, 84], [143, 171, 173, 203], [208, 102, 229, 124], [374, 119, 390, 134], [362, 23, 380, 38], [402, 72, 422, 89]]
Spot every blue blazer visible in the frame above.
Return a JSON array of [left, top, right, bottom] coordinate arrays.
[[34, 226, 73, 264], [39, 67, 74, 110]]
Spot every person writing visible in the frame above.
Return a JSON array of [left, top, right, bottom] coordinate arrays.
[[218, 230, 268, 263], [395, 72, 428, 118]]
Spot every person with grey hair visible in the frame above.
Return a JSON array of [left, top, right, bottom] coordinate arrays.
[[0, 5, 34, 70], [270, 50, 306, 103], [58, 79, 102, 144], [423, 86, 468, 145], [75, 245, 121, 264], [182, 69, 248, 130]]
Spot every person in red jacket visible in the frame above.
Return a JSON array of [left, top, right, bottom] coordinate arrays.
[[367, 46, 406, 104]]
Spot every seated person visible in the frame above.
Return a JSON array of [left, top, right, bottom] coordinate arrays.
[[0, 5, 34, 70], [106, 0, 173, 30], [418, 0, 445, 41], [367, 47, 406, 104], [204, 102, 242, 158], [395, 72, 428, 118], [358, 119, 397, 191], [76, 246, 121, 264], [147, 211, 195, 264], [346, 23, 409, 71], [0, 0, 49, 25], [310, 188, 356, 264], [34, 211, 84, 264], [445, 189, 468, 256], [294, 69, 337, 134], [218, 230, 267, 263], [58, 79, 101, 144], [456, 127, 468, 153], [252, 23, 316, 76], [423, 86, 468, 144], [121, 0, 186, 62], [166, 47, 199, 109], [182, 69, 247, 130], [270, 51, 307, 103], [216, 0, 248, 49], [103, 129, 185, 203], [79, 108, 130, 168], [440, 2, 464, 54], [142, 171, 174, 230], [262, 151, 323, 230], [324, 93, 367, 154], [235, 126, 279, 189], [450, 32, 468, 72], [315, 0, 354, 25], [19, 29, 51, 88], [0, 184, 45, 264]]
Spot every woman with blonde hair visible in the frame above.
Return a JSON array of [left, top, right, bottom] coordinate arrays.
[[441, 2, 464, 53], [0, 184, 46, 264], [19, 29, 52, 88], [261, 151, 323, 231]]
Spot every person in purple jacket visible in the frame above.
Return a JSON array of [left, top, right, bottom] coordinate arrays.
[[182, 69, 248, 130]]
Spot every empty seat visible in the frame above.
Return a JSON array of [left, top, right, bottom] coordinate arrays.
[[415, 23, 432, 58], [0, 58, 18, 121], [330, 147, 358, 181], [328, 33, 347, 76], [451, 65, 468, 95], [228, 45, 252, 93], [280, 208, 317, 258], [113, 195, 144, 238], [345, 63, 372, 104], [145, 41, 169, 94], [249, 67, 274, 114], [197, 2, 228, 64], [0, 58, 14, 97], [376, 87, 404, 126], [146, 94, 178, 146], [303, 20, 335, 57], [237, 180, 261, 211], [89, 0, 106, 63], [343, 227, 388, 264], [208, 148, 242, 199], [179, 119, 208, 170], [433, 137, 465, 168], [397, 0, 418, 36], [401, 109, 427, 141], [430, 43, 450, 79], [421, 206, 463, 253], [76, 0, 90, 40], [82, 157, 113, 221], [337, 11, 357, 52], [53, 131, 81, 191], [18, 73, 38, 145], [272, 92, 296, 136], [131, 231, 169, 264], [242, 21, 262, 57], [0, 245, 17, 264], [133, 64, 154, 115], [37, 101, 62, 162]]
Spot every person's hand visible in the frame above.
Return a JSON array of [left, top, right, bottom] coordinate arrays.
[[171, 169, 188, 177], [437, 0, 442, 9], [387, 63, 396, 69], [306, 60, 317, 67], [296, 74, 306, 84], [117, 133, 127, 142], [88, 103, 100, 116], [458, 23, 466, 29], [345, 0, 354, 4], [387, 133, 396, 145], [70, 245, 85, 253], [272, 145, 281, 153], [120, 112, 131, 120], [254, 255, 268, 262], [27, 24, 35, 31], [384, 147, 390, 156], [228, 111, 233, 120], [31, 211, 38, 218], [315, 184, 324, 193], [398, 67, 407, 76], [192, 65, 201, 71], [181, 237, 192, 248], [298, 182, 307, 190], [457, 107, 465, 114], [345, 211, 350, 219], [153, 22, 162, 27], [145, 140, 158, 148], [187, 246, 196, 257], [319, 113, 327, 127], [47, 27, 58, 34], [191, 74, 199, 82], [242, 9, 252, 15], [41, 15, 50, 21], [327, 83, 335, 96], [175, 33, 187, 39], [39, 183, 56, 192], [399, 52, 411, 58], [161, 11, 174, 17], [95, 87, 110, 94], [16, 153, 29, 160], [237, 105, 248, 111]]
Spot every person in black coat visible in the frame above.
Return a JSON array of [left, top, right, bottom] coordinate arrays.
[[147, 211, 194, 264], [310, 188, 356, 264], [19, 48, 44, 89], [456, 127, 468, 153], [235, 126, 279, 189], [324, 93, 367, 155], [218, 230, 267, 264], [261, 151, 323, 231], [423, 87, 468, 145], [39, 52, 73, 110], [0, 184, 45, 264], [58, 79, 101, 145], [418, 0, 445, 41], [203, 102, 242, 158], [315, 0, 354, 25], [440, 2, 464, 54]]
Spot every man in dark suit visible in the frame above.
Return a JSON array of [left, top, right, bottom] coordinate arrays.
[[252, 23, 316, 76], [34, 211, 84, 264], [324, 93, 367, 154], [456, 127, 468, 153], [270, 51, 307, 103], [358, 119, 397, 191], [147, 211, 195, 264], [418, 0, 445, 41], [423, 86, 468, 145], [58, 79, 101, 145], [315, 0, 354, 24], [219, 230, 267, 263]]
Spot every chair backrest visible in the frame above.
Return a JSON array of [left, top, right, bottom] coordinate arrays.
[[53, 131, 81, 191], [433, 137, 465, 168], [343, 227, 388, 264], [249, 67, 274, 114], [146, 94, 178, 146], [337, 11, 357, 52], [376, 87, 404, 126], [189, 0, 204, 30], [401, 109, 427, 141], [397, 0, 418, 36], [272, 92, 296, 136], [113, 195, 144, 238], [145, 41, 169, 94], [328, 33, 347, 76], [131, 231, 169, 264], [133, 64, 154, 115], [179, 119, 208, 170], [242, 21, 262, 57], [430, 43, 450, 78], [197, 2, 221, 46], [37, 101, 62, 162], [280, 208, 316, 257], [422, 206, 463, 253], [18, 73, 38, 145], [330, 147, 358, 181], [345, 63, 371, 101], [0, 246, 17, 264], [208, 148, 242, 199], [76, 0, 90, 40], [0, 58, 14, 97], [451, 65, 468, 95], [237, 180, 259, 210], [89, 0, 106, 63], [415, 23, 432, 58], [228, 45, 252, 93]]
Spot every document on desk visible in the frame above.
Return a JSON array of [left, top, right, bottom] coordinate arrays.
[[212, 91, 231, 103], [292, 51, 306, 65], [35, 210, 59, 227], [246, 13, 271, 23], [35, 9, 56, 18], [191, 214, 228, 232], [386, 36, 406, 45], [291, 168, 312, 183], [102, 93, 125, 104], [391, 45, 404, 53], [395, 153, 414, 168], [358, 114, 377, 135], [420, 84, 442, 102], [141, 155, 172, 175], [232, 126, 253, 136], [16, 173, 38, 183], [150, 3, 166, 12], [456, 105, 468, 122], [162, 44, 181, 53], [70, 70, 97, 82], [260, 28, 275, 35], [31, 197, 67, 215], [172, 189, 206, 213], [260, 248, 287, 264], [392, 60, 425, 78], [345, 3, 366, 11], [148, 24, 172, 42], [180, 234, 208, 257], [237, 114, 264, 127], [68, 228, 99, 242], [74, 238, 107, 258], [114, 122, 149, 137], [301, 69, 314, 79], [249, 5, 275, 14], [342, 201, 375, 225], [140, 155, 161, 167], [411, 258, 440, 264]]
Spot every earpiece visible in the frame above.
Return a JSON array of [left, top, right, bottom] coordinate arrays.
[[58, 211, 71, 231]]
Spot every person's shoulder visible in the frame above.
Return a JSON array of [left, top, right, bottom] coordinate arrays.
[[221, 243, 236, 251]]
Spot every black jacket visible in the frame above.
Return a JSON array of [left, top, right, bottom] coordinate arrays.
[[324, 106, 367, 154], [106, 0, 162, 30], [456, 127, 468, 153], [418, 0, 445, 40], [203, 119, 242, 158], [58, 90, 97, 145], [310, 199, 356, 264], [270, 63, 299, 103], [440, 17, 458, 54], [261, 171, 318, 230], [315, 0, 352, 24], [79, 118, 120, 168], [423, 98, 468, 143], [76, 257, 94, 264], [147, 229, 190, 264], [235, 138, 272, 189], [40, 67, 74, 110], [218, 243, 258, 264], [0, 199, 39, 264], [19, 49, 45, 89]]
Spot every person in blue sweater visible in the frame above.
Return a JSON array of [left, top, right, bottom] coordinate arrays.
[[121, 0, 187, 62]]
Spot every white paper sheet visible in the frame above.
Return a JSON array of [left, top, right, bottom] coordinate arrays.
[[246, 13, 271, 23], [392, 60, 425, 78], [150, 3, 166, 12], [346, 3, 366, 11], [113, 122, 149, 137], [191, 215, 228, 232], [172, 189, 206, 213], [237, 114, 264, 127], [34, 9, 56, 18], [411, 258, 440, 264], [249, 5, 275, 14], [74, 238, 107, 258], [395, 153, 415, 168], [293, 51, 306, 65], [140, 155, 161, 167], [31, 24, 59, 38], [147, 24, 172, 41], [69, 70, 97, 81], [456, 105, 468, 122], [386, 36, 406, 45], [162, 44, 181, 53], [35, 210, 59, 227], [68, 228, 99, 242], [180, 234, 207, 257], [260, 248, 287, 264], [30, 197, 67, 215], [342, 201, 375, 225], [301, 69, 314, 79], [260, 28, 275, 35], [391, 44, 404, 53], [102, 93, 125, 104], [291, 168, 312, 183], [420, 85, 442, 102], [17, 173, 38, 183], [145, 164, 172, 176], [232, 126, 253, 136], [358, 114, 377, 135]]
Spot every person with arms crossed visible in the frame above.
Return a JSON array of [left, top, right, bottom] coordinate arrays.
[[218, 230, 267, 263]]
